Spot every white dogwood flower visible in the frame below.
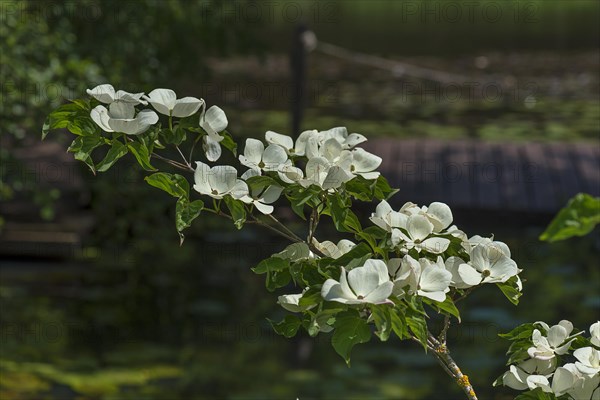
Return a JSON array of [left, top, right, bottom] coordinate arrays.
[[87, 84, 147, 106], [527, 320, 577, 361], [319, 127, 367, 149], [345, 148, 382, 180], [90, 103, 158, 135], [200, 106, 228, 162], [143, 88, 203, 118], [391, 214, 450, 254], [239, 138, 288, 173], [278, 289, 316, 313], [370, 200, 407, 232], [312, 238, 355, 259], [264, 130, 319, 156], [239, 169, 282, 214], [321, 260, 393, 305], [590, 321, 600, 347], [456, 240, 518, 285], [390, 255, 452, 302], [193, 161, 248, 200], [502, 358, 556, 391], [300, 157, 353, 190], [552, 362, 600, 399], [574, 347, 600, 376], [275, 243, 314, 262]]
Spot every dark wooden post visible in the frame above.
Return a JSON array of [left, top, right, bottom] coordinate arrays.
[[290, 23, 308, 139]]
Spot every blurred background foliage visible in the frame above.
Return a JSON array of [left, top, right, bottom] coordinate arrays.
[[0, 0, 599, 399]]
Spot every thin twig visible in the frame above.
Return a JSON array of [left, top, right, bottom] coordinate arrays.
[[150, 153, 194, 172], [174, 145, 191, 167]]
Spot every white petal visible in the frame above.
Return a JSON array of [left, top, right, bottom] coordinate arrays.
[[294, 129, 318, 156], [90, 105, 113, 132], [322, 166, 353, 190], [242, 138, 264, 165], [421, 237, 450, 254], [338, 267, 357, 298], [109, 102, 135, 119], [193, 161, 212, 195], [262, 144, 288, 171], [502, 366, 529, 390], [419, 264, 452, 293], [458, 263, 483, 286], [277, 164, 303, 183], [277, 293, 303, 312], [86, 84, 115, 103], [552, 367, 576, 396], [547, 325, 569, 348], [407, 215, 434, 241], [363, 281, 394, 303], [352, 148, 382, 173], [254, 201, 274, 214], [144, 88, 177, 115], [208, 166, 238, 194], [230, 180, 249, 199], [347, 264, 380, 297], [418, 289, 447, 302], [343, 133, 367, 149], [114, 90, 147, 105], [172, 97, 203, 118], [201, 105, 228, 134], [124, 109, 159, 135], [358, 171, 380, 180], [322, 279, 351, 303], [260, 185, 283, 204], [305, 157, 330, 184], [241, 168, 260, 180], [202, 136, 222, 162], [427, 202, 453, 231], [591, 321, 600, 347], [265, 131, 294, 152], [526, 375, 551, 392], [363, 259, 390, 285], [321, 138, 343, 162]]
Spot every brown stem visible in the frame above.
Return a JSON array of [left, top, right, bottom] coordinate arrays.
[[427, 333, 478, 400]]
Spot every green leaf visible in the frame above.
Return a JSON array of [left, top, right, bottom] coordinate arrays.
[[67, 136, 104, 174], [96, 140, 128, 172], [162, 127, 186, 145], [330, 242, 373, 269], [251, 256, 290, 275], [497, 275, 522, 305], [390, 307, 409, 340], [332, 312, 372, 365], [370, 304, 392, 341], [42, 101, 93, 139], [219, 130, 238, 156], [252, 256, 291, 292], [127, 141, 156, 171], [175, 198, 204, 244], [498, 323, 535, 341], [298, 286, 322, 308], [345, 176, 375, 201], [145, 172, 190, 198], [540, 193, 600, 242], [269, 315, 302, 338], [223, 196, 246, 229], [373, 175, 398, 200], [514, 388, 556, 400], [405, 299, 428, 350], [424, 296, 461, 322], [245, 175, 279, 192], [327, 194, 361, 233]]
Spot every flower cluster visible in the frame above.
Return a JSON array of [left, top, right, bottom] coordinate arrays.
[[499, 320, 600, 399], [194, 127, 382, 214], [87, 84, 227, 161], [281, 199, 522, 309]]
